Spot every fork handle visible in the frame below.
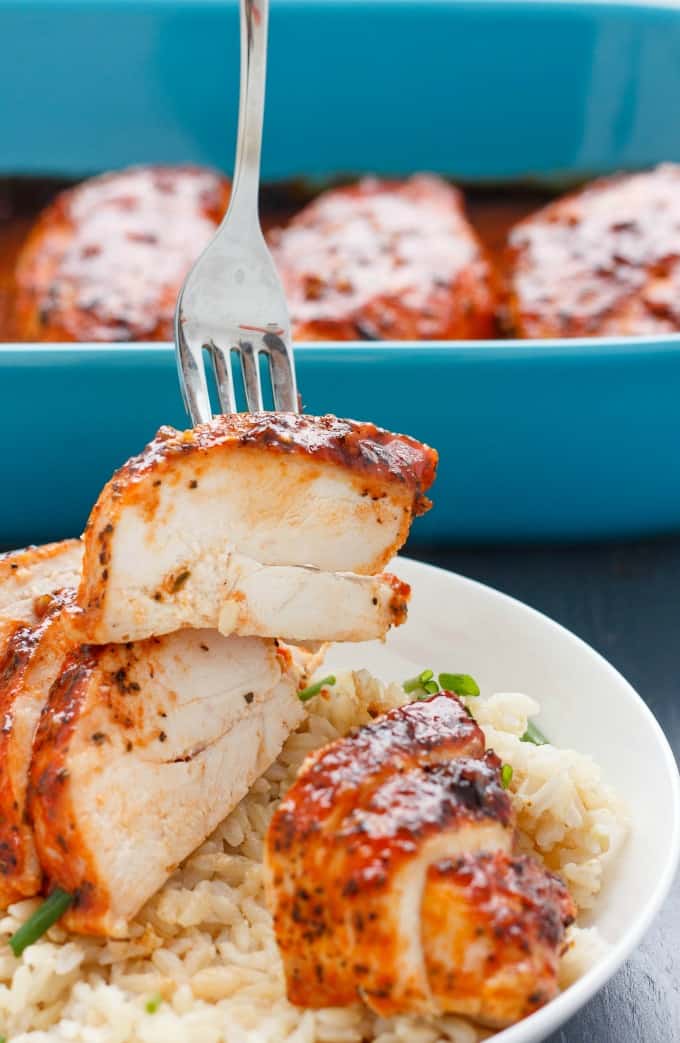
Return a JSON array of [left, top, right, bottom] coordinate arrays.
[[230, 0, 269, 226]]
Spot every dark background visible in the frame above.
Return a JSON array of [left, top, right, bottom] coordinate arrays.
[[410, 537, 680, 1043]]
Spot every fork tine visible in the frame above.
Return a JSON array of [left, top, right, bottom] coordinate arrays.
[[238, 340, 264, 411], [263, 332, 298, 412], [175, 323, 213, 426], [210, 342, 238, 414]]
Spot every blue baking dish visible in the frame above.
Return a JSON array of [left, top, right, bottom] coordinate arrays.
[[3, 0, 680, 546]]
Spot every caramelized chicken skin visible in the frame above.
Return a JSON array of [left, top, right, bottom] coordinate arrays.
[[13, 165, 230, 342], [270, 692, 485, 851], [506, 163, 680, 337], [269, 175, 497, 341], [265, 692, 575, 1025], [0, 542, 82, 905], [0, 591, 76, 907]]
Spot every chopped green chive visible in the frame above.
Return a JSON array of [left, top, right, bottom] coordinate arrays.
[[145, 992, 163, 1013], [521, 720, 549, 746], [403, 669, 435, 694], [404, 670, 481, 700], [500, 764, 513, 789], [298, 675, 336, 702], [9, 888, 73, 956], [438, 673, 480, 697]]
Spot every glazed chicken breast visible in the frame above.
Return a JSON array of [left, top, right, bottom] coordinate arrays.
[[423, 850, 575, 1025], [269, 175, 497, 341], [265, 692, 575, 1026], [29, 630, 306, 937], [0, 560, 313, 933], [505, 163, 680, 337], [76, 414, 436, 644], [13, 165, 230, 342]]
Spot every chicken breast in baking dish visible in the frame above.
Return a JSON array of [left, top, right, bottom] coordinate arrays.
[[29, 630, 307, 937], [13, 165, 230, 342], [265, 692, 575, 1026], [76, 413, 437, 644], [269, 175, 497, 341], [505, 163, 680, 337]]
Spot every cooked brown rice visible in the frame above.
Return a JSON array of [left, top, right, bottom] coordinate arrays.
[[0, 671, 628, 1042]]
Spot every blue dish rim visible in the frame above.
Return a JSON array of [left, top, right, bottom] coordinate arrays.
[[3, 336, 680, 358]]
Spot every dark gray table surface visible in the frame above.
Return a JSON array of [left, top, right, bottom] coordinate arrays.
[[408, 538, 680, 1043]]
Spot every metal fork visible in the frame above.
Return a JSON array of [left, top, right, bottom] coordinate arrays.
[[174, 0, 298, 424]]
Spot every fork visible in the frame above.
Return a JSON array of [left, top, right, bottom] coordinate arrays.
[[174, 0, 298, 425]]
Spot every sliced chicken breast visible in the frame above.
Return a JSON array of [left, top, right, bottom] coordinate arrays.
[[76, 414, 437, 644], [266, 693, 494, 1011], [0, 542, 83, 904], [0, 540, 82, 621], [266, 693, 574, 1024], [29, 629, 307, 937], [0, 592, 76, 906]]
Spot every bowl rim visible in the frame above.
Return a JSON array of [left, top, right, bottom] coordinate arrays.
[[389, 556, 680, 1043]]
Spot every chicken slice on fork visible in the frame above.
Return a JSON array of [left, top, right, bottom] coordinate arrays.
[[76, 413, 437, 644], [29, 630, 307, 936], [215, 556, 409, 643]]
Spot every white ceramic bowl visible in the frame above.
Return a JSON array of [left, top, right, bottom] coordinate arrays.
[[326, 557, 680, 1043]]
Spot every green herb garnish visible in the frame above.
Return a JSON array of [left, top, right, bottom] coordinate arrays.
[[404, 670, 480, 700], [298, 675, 336, 702], [9, 888, 73, 956], [521, 720, 549, 746], [438, 673, 480, 697], [145, 993, 163, 1013], [500, 763, 513, 789], [403, 669, 434, 693], [403, 669, 439, 698]]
